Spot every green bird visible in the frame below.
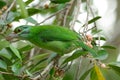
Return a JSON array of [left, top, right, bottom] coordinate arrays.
[[7, 25, 96, 56]]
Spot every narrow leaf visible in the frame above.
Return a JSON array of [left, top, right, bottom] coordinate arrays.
[[79, 68, 92, 80], [25, 0, 33, 5], [76, 20, 82, 23], [109, 64, 120, 76], [18, 45, 33, 52], [27, 8, 41, 16], [12, 61, 22, 75], [6, 12, 20, 23], [108, 62, 120, 66], [16, 0, 28, 18], [88, 16, 101, 24], [25, 70, 33, 76], [82, 16, 101, 27], [95, 50, 108, 60], [92, 29, 103, 35], [0, 48, 12, 59], [94, 37, 106, 41], [101, 45, 116, 49], [25, 17, 37, 24], [90, 64, 105, 80], [30, 53, 50, 61], [9, 45, 22, 61], [0, 40, 10, 50], [0, 60, 7, 70]]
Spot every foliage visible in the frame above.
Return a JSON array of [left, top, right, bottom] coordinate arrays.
[[0, 0, 119, 80]]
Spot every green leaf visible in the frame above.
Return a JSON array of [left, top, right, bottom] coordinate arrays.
[[25, 17, 37, 24], [6, 12, 20, 23], [16, 0, 28, 18], [63, 50, 87, 64], [0, 20, 6, 25], [88, 16, 101, 24], [79, 68, 92, 80], [95, 50, 108, 60], [0, 48, 12, 59], [82, 16, 101, 27], [0, 74, 4, 80], [49, 67, 55, 79], [0, 60, 7, 70], [29, 58, 47, 73], [94, 36, 106, 41], [25, 70, 32, 76], [30, 53, 50, 61], [108, 62, 120, 66], [51, 0, 70, 4], [0, 0, 6, 9], [76, 20, 82, 24], [109, 64, 120, 76], [18, 44, 33, 52], [9, 45, 22, 61], [27, 8, 41, 16], [12, 61, 22, 75], [101, 45, 116, 49], [25, 0, 33, 5], [48, 53, 57, 63], [92, 29, 103, 35], [0, 40, 10, 50], [90, 64, 105, 80]]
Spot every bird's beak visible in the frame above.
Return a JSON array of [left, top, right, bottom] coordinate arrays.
[[6, 33, 18, 41]]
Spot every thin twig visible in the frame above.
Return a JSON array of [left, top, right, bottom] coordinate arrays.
[[2, 0, 16, 20], [0, 0, 16, 34], [98, 34, 101, 49], [63, 0, 74, 26], [36, 8, 67, 25], [0, 71, 12, 75], [0, 71, 29, 79], [80, 0, 90, 42], [27, 48, 35, 66], [83, 0, 90, 33], [64, 61, 73, 72], [5, 0, 16, 14], [70, 0, 82, 30], [84, 26, 96, 33], [88, 1, 97, 29], [33, 61, 54, 80]]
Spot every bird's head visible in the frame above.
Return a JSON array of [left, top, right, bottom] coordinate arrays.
[[14, 25, 32, 39], [14, 25, 32, 33], [6, 25, 32, 41]]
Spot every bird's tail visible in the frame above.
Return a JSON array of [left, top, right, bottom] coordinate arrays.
[[74, 41, 97, 57]]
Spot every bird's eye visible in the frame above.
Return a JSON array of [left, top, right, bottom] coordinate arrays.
[[14, 28, 22, 33]]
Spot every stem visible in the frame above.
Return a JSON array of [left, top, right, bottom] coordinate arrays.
[[16, 0, 28, 18], [83, 0, 90, 33], [36, 7, 67, 25], [33, 61, 54, 80], [63, 0, 75, 26], [70, 0, 82, 30]]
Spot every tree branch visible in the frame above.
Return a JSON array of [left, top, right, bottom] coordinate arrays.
[[36, 8, 67, 25], [70, 0, 82, 30], [32, 61, 54, 80]]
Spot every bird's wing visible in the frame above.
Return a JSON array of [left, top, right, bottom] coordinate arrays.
[[32, 26, 79, 42]]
